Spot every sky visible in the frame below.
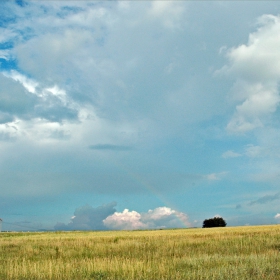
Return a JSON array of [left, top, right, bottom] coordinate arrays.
[[1, 0, 280, 231]]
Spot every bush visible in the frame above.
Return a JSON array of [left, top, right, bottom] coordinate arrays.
[[203, 217, 227, 228]]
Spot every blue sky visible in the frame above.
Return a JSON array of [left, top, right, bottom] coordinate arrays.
[[1, 0, 280, 231]]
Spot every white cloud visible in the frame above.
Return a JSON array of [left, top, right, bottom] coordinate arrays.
[[220, 14, 280, 133], [222, 145, 264, 160], [227, 83, 280, 133], [245, 144, 262, 158], [275, 213, 280, 219], [0, 68, 140, 147], [0, 121, 20, 141], [205, 173, 219, 181], [3, 70, 38, 94], [205, 172, 227, 181], [0, 50, 10, 60], [222, 150, 242, 158], [15, 29, 95, 81], [141, 207, 190, 228], [45, 86, 66, 98], [103, 209, 145, 230], [144, 207, 175, 220], [0, 27, 17, 46], [0, 71, 84, 141], [103, 206, 191, 230], [148, 1, 185, 29], [55, 205, 190, 231], [227, 15, 280, 82]]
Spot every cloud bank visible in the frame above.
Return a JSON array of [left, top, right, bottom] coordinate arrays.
[[55, 204, 190, 231], [104, 206, 191, 230]]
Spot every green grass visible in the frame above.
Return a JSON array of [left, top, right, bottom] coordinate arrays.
[[1, 225, 280, 279]]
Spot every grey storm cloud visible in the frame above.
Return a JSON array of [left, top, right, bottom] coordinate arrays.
[[248, 192, 280, 206], [54, 202, 117, 231]]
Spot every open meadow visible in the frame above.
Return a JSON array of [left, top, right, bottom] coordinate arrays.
[[1, 225, 280, 279]]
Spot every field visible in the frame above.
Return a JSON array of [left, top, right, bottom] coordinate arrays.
[[1, 225, 280, 279]]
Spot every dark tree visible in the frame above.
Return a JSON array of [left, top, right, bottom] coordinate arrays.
[[202, 217, 227, 228]]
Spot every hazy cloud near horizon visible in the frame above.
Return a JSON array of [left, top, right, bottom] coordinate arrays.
[[248, 192, 280, 206]]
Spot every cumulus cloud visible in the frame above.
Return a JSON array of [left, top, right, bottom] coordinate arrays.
[[103, 209, 145, 230], [142, 207, 191, 228], [227, 83, 280, 132], [275, 213, 280, 220], [220, 14, 280, 133], [54, 202, 117, 231], [225, 15, 280, 82], [54, 205, 190, 231], [103, 206, 191, 230]]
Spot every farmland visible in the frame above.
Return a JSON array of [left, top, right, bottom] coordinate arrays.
[[1, 225, 280, 279]]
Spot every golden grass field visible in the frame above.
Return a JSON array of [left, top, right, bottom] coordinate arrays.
[[1, 225, 280, 279]]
